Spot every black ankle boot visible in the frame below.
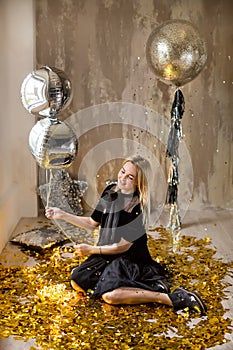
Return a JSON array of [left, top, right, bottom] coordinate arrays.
[[169, 287, 207, 315]]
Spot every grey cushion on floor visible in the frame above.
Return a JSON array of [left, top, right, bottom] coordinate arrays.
[[10, 228, 67, 250]]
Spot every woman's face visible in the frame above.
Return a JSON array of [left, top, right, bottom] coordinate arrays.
[[117, 161, 137, 194]]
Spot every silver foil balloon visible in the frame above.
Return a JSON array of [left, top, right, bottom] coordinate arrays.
[[29, 118, 78, 169], [21, 66, 72, 118], [146, 20, 207, 86]]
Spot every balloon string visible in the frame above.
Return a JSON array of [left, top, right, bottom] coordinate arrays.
[[52, 218, 76, 245], [46, 169, 53, 208]]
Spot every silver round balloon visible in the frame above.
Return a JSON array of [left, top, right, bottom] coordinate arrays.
[[146, 20, 208, 86], [29, 118, 78, 169], [21, 66, 72, 118]]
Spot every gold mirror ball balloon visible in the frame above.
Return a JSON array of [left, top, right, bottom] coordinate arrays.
[[146, 19, 208, 86]]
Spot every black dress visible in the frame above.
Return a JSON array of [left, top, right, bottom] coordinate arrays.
[[70, 184, 168, 297]]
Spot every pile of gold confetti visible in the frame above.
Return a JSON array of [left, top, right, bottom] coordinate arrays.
[[0, 227, 232, 350]]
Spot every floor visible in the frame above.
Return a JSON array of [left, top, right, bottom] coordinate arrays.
[[0, 207, 232, 350]]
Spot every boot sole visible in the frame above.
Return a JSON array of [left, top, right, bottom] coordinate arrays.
[[179, 287, 207, 315]]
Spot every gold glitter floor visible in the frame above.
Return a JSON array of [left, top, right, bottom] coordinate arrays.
[[0, 208, 232, 350]]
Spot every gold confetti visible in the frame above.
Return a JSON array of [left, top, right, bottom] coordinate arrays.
[[0, 228, 232, 349]]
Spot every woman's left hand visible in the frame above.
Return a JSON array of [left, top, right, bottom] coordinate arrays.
[[74, 244, 93, 256]]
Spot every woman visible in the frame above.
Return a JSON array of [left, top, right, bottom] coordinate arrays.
[[45, 156, 206, 315]]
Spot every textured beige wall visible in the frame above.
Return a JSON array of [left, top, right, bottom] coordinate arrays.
[[36, 0, 232, 211], [0, 0, 37, 252]]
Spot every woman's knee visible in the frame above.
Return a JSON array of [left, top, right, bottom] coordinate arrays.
[[70, 279, 86, 295]]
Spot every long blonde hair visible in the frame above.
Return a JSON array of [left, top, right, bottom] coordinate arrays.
[[122, 156, 151, 228]]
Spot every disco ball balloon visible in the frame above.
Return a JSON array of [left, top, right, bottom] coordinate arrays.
[[29, 117, 78, 169], [146, 20, 208, 86], [21, 66, 72, 118]]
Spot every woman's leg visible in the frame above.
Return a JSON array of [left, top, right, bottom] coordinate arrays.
[[102, 287, 172, 306], [70, 280, 87, 296], [102, 286, 207, 315]]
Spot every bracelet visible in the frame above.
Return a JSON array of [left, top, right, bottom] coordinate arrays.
[[99, 246, 102, 255]]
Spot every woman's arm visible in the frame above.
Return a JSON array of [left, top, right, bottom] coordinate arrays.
[[45, 207, 99, 231], [75, 238, 132, 256]]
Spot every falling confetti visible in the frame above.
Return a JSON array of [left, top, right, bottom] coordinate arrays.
[[0, 228, 232, 350]]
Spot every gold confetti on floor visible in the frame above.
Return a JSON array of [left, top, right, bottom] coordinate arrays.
[[0, 227, 232, 350]]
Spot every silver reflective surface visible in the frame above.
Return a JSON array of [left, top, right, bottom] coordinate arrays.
[[29, 118, 78, 169], [146, 20, 207, 86], [21, 66, 72, 118]]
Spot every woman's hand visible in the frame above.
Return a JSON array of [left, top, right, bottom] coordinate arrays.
[[74, 244, 93, 257], [45, 207, 65, 220]]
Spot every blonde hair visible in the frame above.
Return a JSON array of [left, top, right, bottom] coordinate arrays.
[[122, 156, 151, 228]]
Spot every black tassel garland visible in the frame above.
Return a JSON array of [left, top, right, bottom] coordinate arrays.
[[166, 89, 185, 229]]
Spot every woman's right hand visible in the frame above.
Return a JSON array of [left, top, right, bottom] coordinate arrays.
[[45, 207, 64, 221]]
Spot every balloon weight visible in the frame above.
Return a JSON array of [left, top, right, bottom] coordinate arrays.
[[146, 20, 207, 86], [29, 118, 78, 169], [21, 66, 72, 117]]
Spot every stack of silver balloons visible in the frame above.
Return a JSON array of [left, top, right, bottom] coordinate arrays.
[[21, 66, 78, 169]]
